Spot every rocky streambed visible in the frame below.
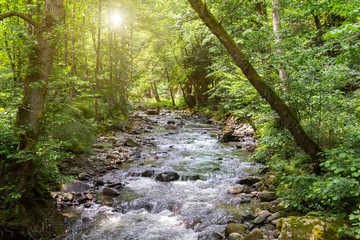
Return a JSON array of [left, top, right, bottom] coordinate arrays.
[[52, 110, 346, 240]]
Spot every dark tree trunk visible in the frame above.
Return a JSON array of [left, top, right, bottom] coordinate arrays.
[[165, 68, 176, 106], [151, 82, 161, 102], [187, 0, 322, 172]]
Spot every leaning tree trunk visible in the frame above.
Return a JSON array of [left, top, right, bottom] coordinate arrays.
[[187, 0, 322, 172]]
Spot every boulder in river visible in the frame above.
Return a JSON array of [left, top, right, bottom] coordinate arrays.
[[202, 232, 223, 240], [228, 232, 243, 240], [78, 172, 92, 181], [62, 180, 90, 193], [155, 171, 180, 182], [63, 192, 74, 202], [227, 186, 245, 194], [103, 187, 120, 197], [125, 137, 140, 147], [225, 223, 247, 238], [236, 176, 261, 186], [218, 126, 235, 143], [243, 228, 263, 240], [141, 170, 155, 178], [146, 109, 160, 115], [165, 124, 177, 130]]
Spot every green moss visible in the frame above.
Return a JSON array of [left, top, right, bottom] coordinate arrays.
[[277, 216, 355, 240]]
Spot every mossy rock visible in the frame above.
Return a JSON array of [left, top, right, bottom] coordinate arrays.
[[244, 228, 263, 240], [277, 216, 355, 240], [225, 223, 247, 238]]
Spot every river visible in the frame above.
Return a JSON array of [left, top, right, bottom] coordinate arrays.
[[62, 111, 258, 240]]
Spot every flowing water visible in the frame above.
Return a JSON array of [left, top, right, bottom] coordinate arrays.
[[63, 112, 258, 240]]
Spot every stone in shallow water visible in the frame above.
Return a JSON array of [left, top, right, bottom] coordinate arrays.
[[102, 187, 120, 197], [225, 223, 247, 238], [62, 180, 90, 193], [236, 176, 261, 186], [63, 192, 74, 202], [125, 137, 139, 147], [243, 228, 263, 240], [155, 171, 180, 182], [141, 169, 155, 177]]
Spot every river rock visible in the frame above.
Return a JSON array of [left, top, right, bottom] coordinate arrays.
[[130, 150, 141, 158], [165, 124, 177, 130], [252, 215, 267, 225], [86, 193, 94, 200], [227, 186, 245, 194], [267, 211, 286, 222], [167, 120, 176, 124], [62, 180, 90, 193], [63, 192, 74, 202], [141, 169, 155, 177], [82, 217, 91, 223], [259, 191, 278, 202], [78, 172, 92, 181], [103, 187, 120, 196], [270, 204, 285, 213], [125, 137, 139, 147], [94, 177, 105, 186], [146, 109, 160, 115], [237, 176, 261, 186], [243, 228, 263, 240], [155, 171, 180, 182], [228, 232, 243, 240], [225, 223, 247, 238], [219, 126, 235, 143], [180, 174, 199, 181], [277, 216, 352, 240], [204, 232, 223, 240], [257, 210, 271, 218]]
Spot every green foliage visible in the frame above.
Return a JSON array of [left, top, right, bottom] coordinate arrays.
[[44, 101, 95, 154]]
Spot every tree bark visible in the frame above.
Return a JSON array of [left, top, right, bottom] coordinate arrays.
[[271, 0, 287, 90], [165, 68, 176, 106], [187, 0, 322, 172], [94, 0, 102, 121]]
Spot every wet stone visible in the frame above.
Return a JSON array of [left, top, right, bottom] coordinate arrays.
[[237, 176, 261, 186], [102, 187, 120, 197], [62, 180, 90, 193], [155, 171, 180, 182], [141, 170, 155, 178]]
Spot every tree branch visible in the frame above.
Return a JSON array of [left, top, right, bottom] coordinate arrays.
[[0, 11, 38, 27]]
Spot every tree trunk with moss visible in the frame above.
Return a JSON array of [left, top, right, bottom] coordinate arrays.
[[187, 0, 322, 172]]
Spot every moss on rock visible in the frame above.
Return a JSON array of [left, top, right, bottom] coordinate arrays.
[[277, 216, 355, 240]]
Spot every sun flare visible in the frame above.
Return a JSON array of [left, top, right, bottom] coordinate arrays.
[[110, 12, 123, 27]]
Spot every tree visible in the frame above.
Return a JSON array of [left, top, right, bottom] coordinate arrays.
[[271, 0, 287, 90], [0, 0, 65, 237], [187, 0, 323, 172]]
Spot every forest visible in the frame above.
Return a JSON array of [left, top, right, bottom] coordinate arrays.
[[0, 0, 360, 239]]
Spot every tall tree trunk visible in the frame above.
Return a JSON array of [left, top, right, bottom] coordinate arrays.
[[187, 0, 322, 172], [271, 0, 287, 90], [165, 68, 176, 106], [94, 0, 102, 121], [151, 82, 161, 102], [69, 2, 76, 101]]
